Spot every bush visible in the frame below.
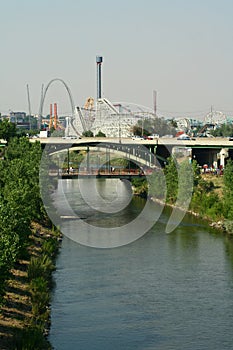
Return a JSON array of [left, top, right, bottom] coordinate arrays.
[[223, 220, 233, 235], [28, 255, 55, 281], [191, 190, 223, 220], [42, 238, 59, 258], [30, 277, 50, 318]]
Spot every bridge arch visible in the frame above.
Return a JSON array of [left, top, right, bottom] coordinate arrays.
[[38, 78, 76, 118], [48, 142, 157, 169]]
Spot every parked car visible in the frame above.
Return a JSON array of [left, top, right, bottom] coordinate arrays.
[[62, 135, 80, 140], [177, 134, 191, 140], [161, 134, 174, 138], [131, 135, 144, 140], [147, 134, 159, 140]]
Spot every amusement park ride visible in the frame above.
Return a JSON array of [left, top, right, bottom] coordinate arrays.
[[35, 56, 228, 138], [37, 56, 157, 138]]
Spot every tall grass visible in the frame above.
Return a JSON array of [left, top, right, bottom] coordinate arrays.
[[27, 255, 55, 281], [13, 327, 52, 350]]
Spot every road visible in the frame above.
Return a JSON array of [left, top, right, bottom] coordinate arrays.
[[35, 136, 233, 148]]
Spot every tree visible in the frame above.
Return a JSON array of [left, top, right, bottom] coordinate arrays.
[[0, 119, 17, 142], [0, 223, 19, 301], [0, 135, 49, 305], [189, 160, 223, 219], [169, 118, 178, 128], [132, 117, 177, 137], [1, 137, 45, 244], [176, 159, 194, 209], [223, 159, 233, 219], [164, 157, 178, 203], [149, 169, 166, 200], [82, 130, 94, 137], [211, 124, 233, 137], [95, 130, 106, 137]]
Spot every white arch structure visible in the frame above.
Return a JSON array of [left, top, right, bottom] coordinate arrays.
[[38, 78, 87, 135], [39, 78, 76, 117]]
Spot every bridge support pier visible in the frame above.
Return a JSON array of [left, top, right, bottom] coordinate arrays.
[[219, 148, 229, 168], [67, 148, 70, 174], [87, 146, 90, 173]]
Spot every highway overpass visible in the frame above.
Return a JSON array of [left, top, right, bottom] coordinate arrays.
[[34, 136, 233, 147], [34, 136, 233, 168]]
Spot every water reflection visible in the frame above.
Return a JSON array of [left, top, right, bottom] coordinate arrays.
[[49, 180, 233, 350]]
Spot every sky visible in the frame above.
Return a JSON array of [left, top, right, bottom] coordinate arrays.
[[1, 0, 233, 119]]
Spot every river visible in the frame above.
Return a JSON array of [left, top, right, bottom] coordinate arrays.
[[49, 179, 233, 349]]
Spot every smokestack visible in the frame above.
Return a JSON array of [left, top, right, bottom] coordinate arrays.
[[96, 56, 103, 99], [54, 103, 58, 129], [50, 103, 53, 118], [49, 103, 53, 130]]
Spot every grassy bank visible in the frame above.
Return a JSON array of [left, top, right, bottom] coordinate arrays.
[[132, 160, 233, 236], [0, 222, 61, 350]]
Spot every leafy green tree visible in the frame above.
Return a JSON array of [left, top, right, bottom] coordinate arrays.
[[189, 160, 223, 219], [3, 138, 44, 221], [191, 187, 223, 220], [131, 177, 148, 197], [149, 169, 166, 199], [0, 226, 19, 300], [0, 137, 45, 263], [0, 119, 17, 142], [0, 135, 54, 313], [191, 160, 201, 187], [164, 157, 178, 203], [82, 130, 94, 137], [223, 159, 233, 219], [211, 124, 233, 137], [169, 118, 178, 128], [175, 160, 194, 209], [132, 117, 177, 137], [95, 130, 106, 137]]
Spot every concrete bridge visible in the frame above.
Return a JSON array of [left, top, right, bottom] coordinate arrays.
[[38, 136, 233, 169]]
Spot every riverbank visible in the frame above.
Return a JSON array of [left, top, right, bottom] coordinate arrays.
[[132, 172, 233, 237], [0, 222, 62, 349], [149, 195, 230, 234]]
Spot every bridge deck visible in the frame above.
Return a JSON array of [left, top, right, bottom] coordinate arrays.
[[61, 173, 146, 179], [37, 136, 233, 148], [51, 169, 148, 179]]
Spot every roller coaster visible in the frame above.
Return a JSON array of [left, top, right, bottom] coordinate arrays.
[[38, 78, 157, 138], [38, 78, 228, 139]]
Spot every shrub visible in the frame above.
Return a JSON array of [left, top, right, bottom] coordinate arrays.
[[28, 255, 55, 281], [42, 238, 59, 258], [30, 277, 50, 317]]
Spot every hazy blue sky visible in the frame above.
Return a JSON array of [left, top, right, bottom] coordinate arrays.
[[1, 0, 233, 118]]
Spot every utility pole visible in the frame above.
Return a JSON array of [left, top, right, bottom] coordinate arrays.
[[118, 115, 121, 143], [26, 84, 32, 130], [153, 90, 157, 116]]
